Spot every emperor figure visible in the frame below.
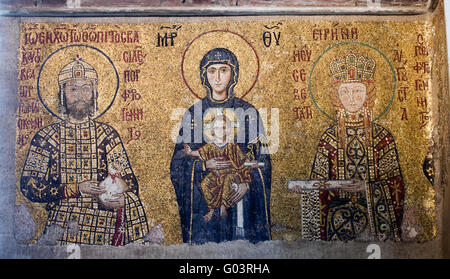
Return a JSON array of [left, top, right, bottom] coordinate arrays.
[[292, 51, 405, 242], [170, 48, 272, 244], [20, 57, 149, 245]]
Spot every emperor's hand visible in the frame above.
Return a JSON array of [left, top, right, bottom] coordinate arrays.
[[79, 180, 105, 196], [100, 193, 125, 209]]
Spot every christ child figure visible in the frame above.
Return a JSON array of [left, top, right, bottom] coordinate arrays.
[[183, 114, 253, 222]]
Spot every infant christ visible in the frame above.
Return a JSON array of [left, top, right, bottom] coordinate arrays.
[[183, 114, 253, 222]]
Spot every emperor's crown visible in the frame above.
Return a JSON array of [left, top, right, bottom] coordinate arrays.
[[58, 57, 98, 85], [330, 51, 376, 82]]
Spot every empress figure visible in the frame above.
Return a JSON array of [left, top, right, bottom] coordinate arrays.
[[295, 52, 405, 242]]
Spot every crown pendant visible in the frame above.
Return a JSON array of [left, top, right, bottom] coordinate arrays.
[[330, 51, 376, 83]]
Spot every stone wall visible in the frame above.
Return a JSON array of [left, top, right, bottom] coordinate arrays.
[[0, 0, 448, 259]]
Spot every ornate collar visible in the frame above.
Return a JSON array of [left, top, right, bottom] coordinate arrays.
[[337, 107, 372, 128]]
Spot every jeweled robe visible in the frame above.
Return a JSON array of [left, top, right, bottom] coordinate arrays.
[[308, 122, 404, 241], [20, 119, 148, 245]]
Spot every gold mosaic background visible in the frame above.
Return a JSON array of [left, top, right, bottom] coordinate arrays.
[[15, 19, 437, 245]]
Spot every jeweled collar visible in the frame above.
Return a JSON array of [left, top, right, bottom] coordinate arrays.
[[62, 117, 95, 129]]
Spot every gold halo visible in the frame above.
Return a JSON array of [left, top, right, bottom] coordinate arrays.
[[181, 30, 259, 99], [37, 45, 119, 120], [309, 43, 396, 122]]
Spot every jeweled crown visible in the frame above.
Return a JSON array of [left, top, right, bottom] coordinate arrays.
[[58, 57, 98, 85], [330, 52, 376, 82]]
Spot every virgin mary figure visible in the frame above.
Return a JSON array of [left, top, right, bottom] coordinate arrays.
[[170, 48, 272, 244]]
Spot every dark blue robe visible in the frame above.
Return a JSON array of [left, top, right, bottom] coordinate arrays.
[[170, 96, 271, 244]]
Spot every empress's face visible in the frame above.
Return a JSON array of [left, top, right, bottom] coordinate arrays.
[[206, 64, 232, 95], [337, 82, 367, 113], [65, 79, 94, 119]]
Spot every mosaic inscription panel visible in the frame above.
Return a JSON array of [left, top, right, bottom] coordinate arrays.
[[15, 18, 438, 245]]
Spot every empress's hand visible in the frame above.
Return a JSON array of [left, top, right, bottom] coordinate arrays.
[[79, 180, 105, 196], [228, 183, 249, 204], [100, 193, 125, 209], [340, 179, 365, 193], [205, 157, 231, 170]]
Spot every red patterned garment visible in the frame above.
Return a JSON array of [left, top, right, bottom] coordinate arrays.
[[308, 122, 405, 241]]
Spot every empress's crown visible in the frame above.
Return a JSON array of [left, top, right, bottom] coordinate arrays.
[[58, 57, 98, 85], [330, 51, 376, 82]]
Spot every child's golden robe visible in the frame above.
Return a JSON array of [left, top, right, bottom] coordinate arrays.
[[197, 143, 252, 209]]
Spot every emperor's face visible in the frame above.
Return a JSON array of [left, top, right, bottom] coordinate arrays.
[[64, 79, 94, 120], [338, 82, 367, 113], [206, 63, 232, 96]]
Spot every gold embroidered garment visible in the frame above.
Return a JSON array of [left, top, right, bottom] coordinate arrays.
[[308, 122, 404, 241], [197, 143, 252, 209], [20, 119, 149, 245]]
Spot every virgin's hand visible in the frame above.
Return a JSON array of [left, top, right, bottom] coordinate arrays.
[[229, 183, 249, 204], [205, 157, 231, 170], [79, 180, 105, 196], [100, 193, 125, 209], [182, 144, 192, 155]]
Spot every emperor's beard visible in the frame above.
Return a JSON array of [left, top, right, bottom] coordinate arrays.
[[66, 99, 94, 121]]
